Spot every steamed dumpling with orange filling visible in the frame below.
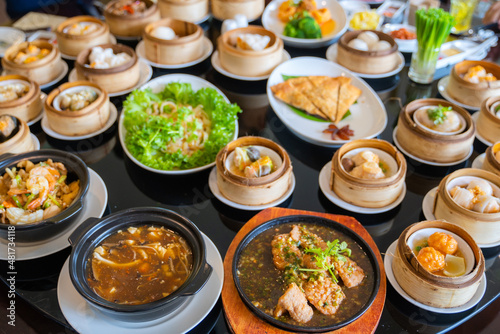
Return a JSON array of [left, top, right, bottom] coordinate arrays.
[[417, 247, 445, 272], [450, 186, 475, 210], [428, 232, 458, 255], [350, 161, 384, 179], [467, 178, 494, 196], [473, 195, 500, 213], [463, 65, 497, 83]]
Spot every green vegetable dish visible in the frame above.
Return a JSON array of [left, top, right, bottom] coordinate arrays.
[[122, 82, 241, 170], [284, 12, 322, 39]]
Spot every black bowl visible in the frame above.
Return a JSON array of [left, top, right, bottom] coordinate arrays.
[[68, 207, 213, 322], [232, 215, 381, 332], [0, 149, 89, 243]]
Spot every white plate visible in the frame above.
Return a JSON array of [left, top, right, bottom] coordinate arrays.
[[60, 35, 118, 60], [211, 50, 290, 81], [262, 0, 348, 48], [30, 133, 40, 150], [0, 168, 107, 260], [319, 161, 406, 213], [326, 44, 405, 79], [136, 37, 213, 69], [267, 57, 387, 147], [0, 27, 26, 57], [27, 92, 46, 126], [471, 112, 494, 146], [392, 126, 473, 166], [119, 74, 238, 175], [422, 187, 500, 248], [384, 240, 487, 313], [57, 232, 223, 334], [381, 23, 417, 53], [438, 76, 480, 111], [472, 153, 486, 169], [208, 167, 295, 210], [41, 103, 117, 141], [36, 61, 68, 90], [69, 59, 152, 97]]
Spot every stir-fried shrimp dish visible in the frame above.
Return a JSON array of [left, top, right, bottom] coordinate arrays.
[[0, 159, 80, 225]]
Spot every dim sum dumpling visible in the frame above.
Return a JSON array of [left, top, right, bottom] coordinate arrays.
[[473, 195, 500, 213], [350, 161, 384, 179], [450, 186, 474, 210], [467, 179, 493, 196], [351, 150, 379, 166]]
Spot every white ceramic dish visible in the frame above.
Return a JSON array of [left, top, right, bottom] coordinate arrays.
[[319, 161, 406, 214], [68, 59, 152, 97], [422, 187, 500, 248], [381, 23, 417, 53], [208, 166, 295, 210], [326, 44, 405, 79], [57, 232, 223, 334], [119, 74, 238, 175], [30, 133, 40, 150], [41, 103, 117, 140], [211, 50, 290, 81], [436, 38, 496, 70], [438, 76, 480, 111], [262, 0, 348, 48], [392, 126, 473, 166], [267, 57, 387, 147], [0, 27, 26, 57], [135, 37, 213, 69], [471, 112, 494, 147], [385, 240, 487, 313], [60, 35, 118, 61], [0, 168, 107, 260], [472, 153, 486, 169]]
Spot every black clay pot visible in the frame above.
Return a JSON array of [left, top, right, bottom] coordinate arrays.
[[0, 149, 89, 243], [68, 207, 213, 322]]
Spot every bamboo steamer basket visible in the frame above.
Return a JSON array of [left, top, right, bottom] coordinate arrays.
[[143, 18, 204, 65], [337, 30, 399, 75], [158, 0, 208, 22], [330, 139, 406, 208], [476, 96, 500, 144], [75, 44, 140, 94], [1, 40, 62, 85], [211, 0, 264, 21], [433, 168, 500, 245], [44, 81, 110, 136], [447, 60, 500, 108], [395, 98, 475, 164], [0, 115, 35, 154], [104, 0, 161, 37], [218, 26, 283, 77], [392, 220, 484, 308], [55, 16, 110, 57], [0, 75, 42, 123], [216, 136, 292, 206], [483, 142, 500, 177]]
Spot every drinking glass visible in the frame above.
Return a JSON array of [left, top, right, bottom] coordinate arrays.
[[450, 0, 479, 33]]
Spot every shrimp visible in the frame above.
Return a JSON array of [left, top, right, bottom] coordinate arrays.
[[25, 166, 60, 210], [6, 207, 43, 225]]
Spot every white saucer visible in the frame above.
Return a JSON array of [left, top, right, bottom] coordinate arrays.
[[384, 240, 486, 313], [208, 167, 295, 210], [60, 35, 118, 60], [211, 50, 291, 81], [57, 232, 223, 334], [325, 44, 405, 79], [422, 187, 500, 248], [30, 133, 40, 150], [136, 37, 213, 69], [41, 103, 117, 141], [319, 161, 406, 214], [472, 153, 486, 169], [0, 168, 108, 260], [392, 126, 473, 166], [438, 76, 481, 111], [40, 61, 69, 89], [471, 112, 494, 146], [69, 59, 152, 97]]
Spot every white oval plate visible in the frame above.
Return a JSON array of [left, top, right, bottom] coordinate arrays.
[[119, 74, 239, 175], [262, 0, 348, 48], [267, 57, 387, 147], [472, 153, 486, 169], [471, 112, 495, 147], [0, 27, 26, 57], [326, 44, 405, 79], [422, 187, 500, 248], [60, 35, 118, 60], [319, 161, 406, 214], [42, 103, 117, 141], [438, 76, 481, 111], [392, 126, 473, 166], [208, 166, 295, 210], [57, 232, 223, 334], [384, 240, 487, 313], [211, 50, 290, 81], [69, 59, 152, 97], [136, 37, 213, 69], [0, 168, 108, 260], [381, 23, 417, 53]]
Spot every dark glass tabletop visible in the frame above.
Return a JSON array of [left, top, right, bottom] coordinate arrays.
[[1, 14, 500, 334]]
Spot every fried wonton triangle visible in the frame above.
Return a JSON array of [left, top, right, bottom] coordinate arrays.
[[337, 77, 361, 123], [307, 76, 340, 122]]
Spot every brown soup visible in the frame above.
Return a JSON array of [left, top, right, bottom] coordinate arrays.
[[86, 225, 193, 305]]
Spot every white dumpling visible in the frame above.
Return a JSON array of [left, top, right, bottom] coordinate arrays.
[[473, 195, 500, 213], [434, 110, 462, 133], [467, 179, 493, 196], [372, 40, 391, 51], [357, 31, 379, 48], [351, 150, 379, 166], [348, 38, 369, 51], [350, 161, 385, 179], [151, 26, 177, 40], [450, 186, 474, 210]]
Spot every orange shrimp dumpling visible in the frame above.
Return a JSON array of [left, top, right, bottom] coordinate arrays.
[[428, 232, 458, 255], [417, 246, 445, 272]]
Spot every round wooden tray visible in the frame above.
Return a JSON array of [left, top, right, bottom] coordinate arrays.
[[222, 207, 386, 333]]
